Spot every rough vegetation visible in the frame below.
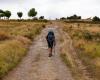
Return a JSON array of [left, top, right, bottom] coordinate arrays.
[[0, 20, 100, 80], [0, 21, 46, 79], [62, 22, 100, 80]]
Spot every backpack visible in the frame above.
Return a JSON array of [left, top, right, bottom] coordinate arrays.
[[47, 31, 55, 42]]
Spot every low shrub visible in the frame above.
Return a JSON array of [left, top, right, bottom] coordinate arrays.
[[83, 31, 92, 40]]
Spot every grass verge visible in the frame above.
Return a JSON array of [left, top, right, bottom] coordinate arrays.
[[62, 22, 100, 80], [0, 22, 45, 79]]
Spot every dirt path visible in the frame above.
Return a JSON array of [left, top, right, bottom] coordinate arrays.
[[3, 26, 74, 80]]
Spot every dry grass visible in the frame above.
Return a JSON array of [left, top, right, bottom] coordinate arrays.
[[59, 29, 86, 80], [0, 31, 11, 40], [0, 21, 47, 78], [62, 22, 100, 80], [0, 40, 27, 78]]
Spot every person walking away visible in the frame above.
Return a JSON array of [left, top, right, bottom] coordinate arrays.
[[46, 31, 56, 57]]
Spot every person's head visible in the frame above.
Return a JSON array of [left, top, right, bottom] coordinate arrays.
[[48, 30, 54, 35]]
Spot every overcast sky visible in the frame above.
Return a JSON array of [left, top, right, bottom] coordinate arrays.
[[0, 0, 100, 19]]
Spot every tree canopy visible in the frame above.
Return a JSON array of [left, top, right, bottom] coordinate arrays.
[[4, 10, 11, 19], [39, 16, 44, 20], [92, 16, 100, 21], [0, 9, 4, 13], [67, 14, 81, 19], [28, 8, 37, 18], [17, 12, 23, 19], [39, 16, 44, 19]]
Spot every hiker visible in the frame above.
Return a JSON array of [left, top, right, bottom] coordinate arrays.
[[46, 30, 56, 57]]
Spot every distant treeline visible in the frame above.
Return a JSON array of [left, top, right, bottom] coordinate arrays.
[[60, 14, 100, 22], [0, 8, 100, 22], [0, 8, 45, 20]]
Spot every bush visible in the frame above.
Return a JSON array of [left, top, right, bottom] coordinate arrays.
[[83, 31, 92, 40], [93, 33, 100, 42], [92, 16, 100, 22], [67, 14, 81, 20]]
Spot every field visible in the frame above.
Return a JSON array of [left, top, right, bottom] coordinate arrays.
[[61, 22, 100, 80], [0, 20, 100, 80], [0, 21, 47, 78]]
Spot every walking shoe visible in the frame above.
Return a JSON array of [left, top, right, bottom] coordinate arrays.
[[49, 54, 52, 57]]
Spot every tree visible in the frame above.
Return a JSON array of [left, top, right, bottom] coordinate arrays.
[[92, 16, 100, 21], [28, 8, 37, 19], [60, 17, 66, 20], [67, 14, 81, 19], [0, 13, 5, 19], [4, 10, 11, 19], [0, 9, 4, 19], [39, 16, 44, 20], [0, 9, 4, 13], [17, 12, 23, 19]]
